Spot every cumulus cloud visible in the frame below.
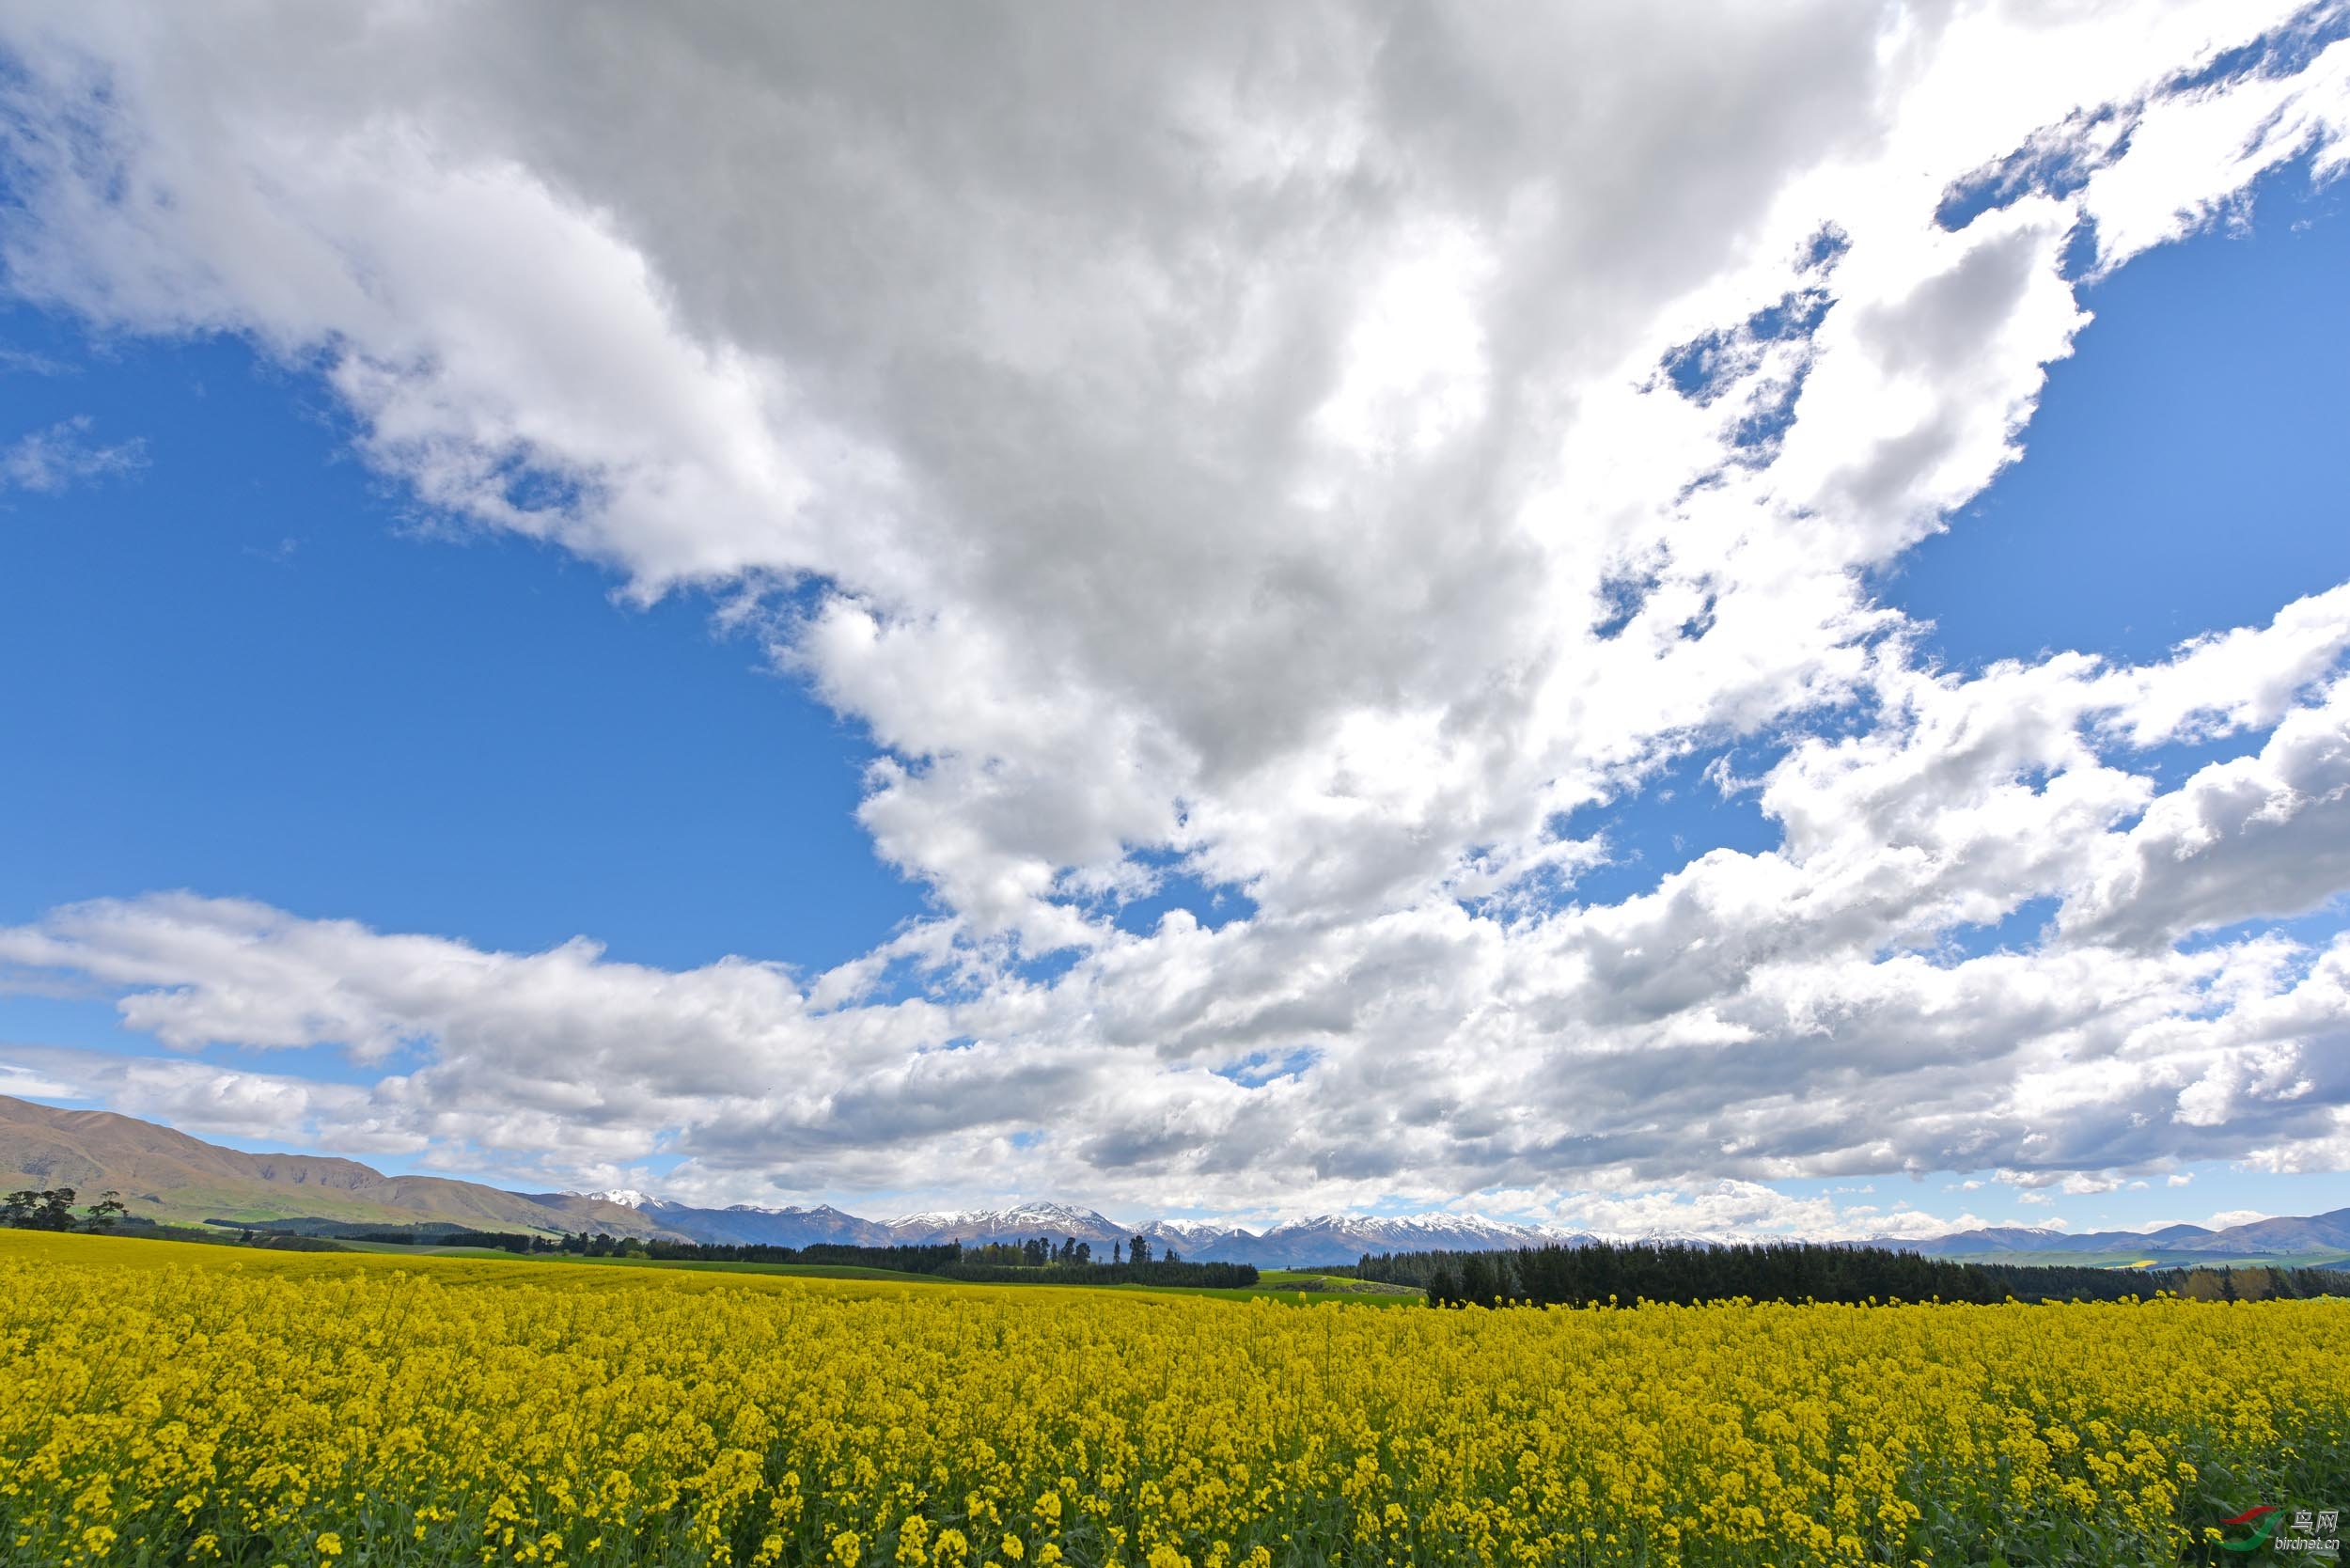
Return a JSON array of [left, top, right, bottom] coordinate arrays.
[[2065, 676, 2350, 946], [1, 2, 2348, 1215]]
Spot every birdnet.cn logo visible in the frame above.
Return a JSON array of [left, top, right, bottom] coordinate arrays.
[[2217, 1502, 2341, 1555]]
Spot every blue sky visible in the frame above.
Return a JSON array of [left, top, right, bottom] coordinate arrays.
[[1892, 158, 2350, 675], [2, 4, 2349, 1240], [0, 321, 920, 973]]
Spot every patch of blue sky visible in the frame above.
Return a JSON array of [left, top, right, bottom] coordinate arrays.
[[1589, 562, 1664, 639], [1889, 156, 2350, 677], [0, 312, 926, 977], [2175, 905, 2349, 961], [1653, 223, 1843, 411], [1724, 364, 1810, 463], [836, 952, 980, 1011], [1108, 863, 1258, 937], [1007, 948, 1084, 989], [1211, 1045, 1318, 1090], [0, 991, 158, 1058], [1549, 745, 1785, 910], [1743, 284, 1835, 345], [1015, 847, 1259, 946], [1934, 107, 2124, 234], [1799, 225, 1851, 273], [1655, 284, 1833, 408], [2109, 726, 2278, 786], [1929, 894, 2062, 964], [2163, 0, 2350, 97]]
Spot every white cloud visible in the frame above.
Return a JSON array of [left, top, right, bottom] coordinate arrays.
[[0, 1060, 80, 1101], [0, 415, 145, 493], [2062, 674, 2350, 947], [1538, 1179, 1983, 1244], [0, 3, 2347, 1214]]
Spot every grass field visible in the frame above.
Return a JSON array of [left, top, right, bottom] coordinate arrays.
[[4, 1230, 2346, 1567]]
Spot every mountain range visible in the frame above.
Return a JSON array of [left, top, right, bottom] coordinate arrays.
[[6, 1095, 2346, 1267], [615, 1194, 1586, 1267]]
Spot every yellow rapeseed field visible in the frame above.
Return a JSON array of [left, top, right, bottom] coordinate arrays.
[[2, 1231, 2344, 1568]]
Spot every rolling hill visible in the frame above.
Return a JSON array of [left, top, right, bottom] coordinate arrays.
[[0, 1096, 654, 1236]]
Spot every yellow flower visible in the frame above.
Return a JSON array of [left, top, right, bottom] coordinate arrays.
[[2, 1229, 2345, 1568]]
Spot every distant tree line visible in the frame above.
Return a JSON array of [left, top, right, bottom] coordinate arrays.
[[8, 1209, 1258, 1287], [552, 1231, 1257, 1288], [2171, 1262, 2350, 1304], [939, 1257, 1258, 1288], [350, 1229, 558, 1253], [1357, 1240, 2350, 1309]]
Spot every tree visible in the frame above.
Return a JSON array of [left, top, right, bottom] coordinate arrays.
[[1129, 1233, 1152, 1266], [38, 1188, 77, 1231], [1426, 1266, 1459, 1308], [1111, 1240, 1121, 1264], [2, 1187, 79, 1231], [83, 1191, 127, 1230]]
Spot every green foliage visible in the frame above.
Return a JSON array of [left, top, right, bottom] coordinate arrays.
[[0, 1188, 78, 1231], [1362, 1238, 2350, 1309]]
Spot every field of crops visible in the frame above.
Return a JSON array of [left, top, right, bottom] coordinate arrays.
[[3, 1232, 2345, 1567]]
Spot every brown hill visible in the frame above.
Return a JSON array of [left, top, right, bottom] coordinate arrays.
[[0, 1095, 654, 1236]]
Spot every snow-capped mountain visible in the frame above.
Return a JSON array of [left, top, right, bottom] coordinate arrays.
[[582, 1188, 654, 1209], [556, 1194, 1590, 1263], [1137, 1218, 1259, 1259], [644, 1201, 894, 1247], [866, 1208, 1562, 1264], [544, 1186, 2350, 1268], [1237, 1212, 1553, 1266], [885, 1202, 1129, 1247]]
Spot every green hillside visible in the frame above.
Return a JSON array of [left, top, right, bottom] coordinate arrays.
[[0, 1095, 653, 1237]]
